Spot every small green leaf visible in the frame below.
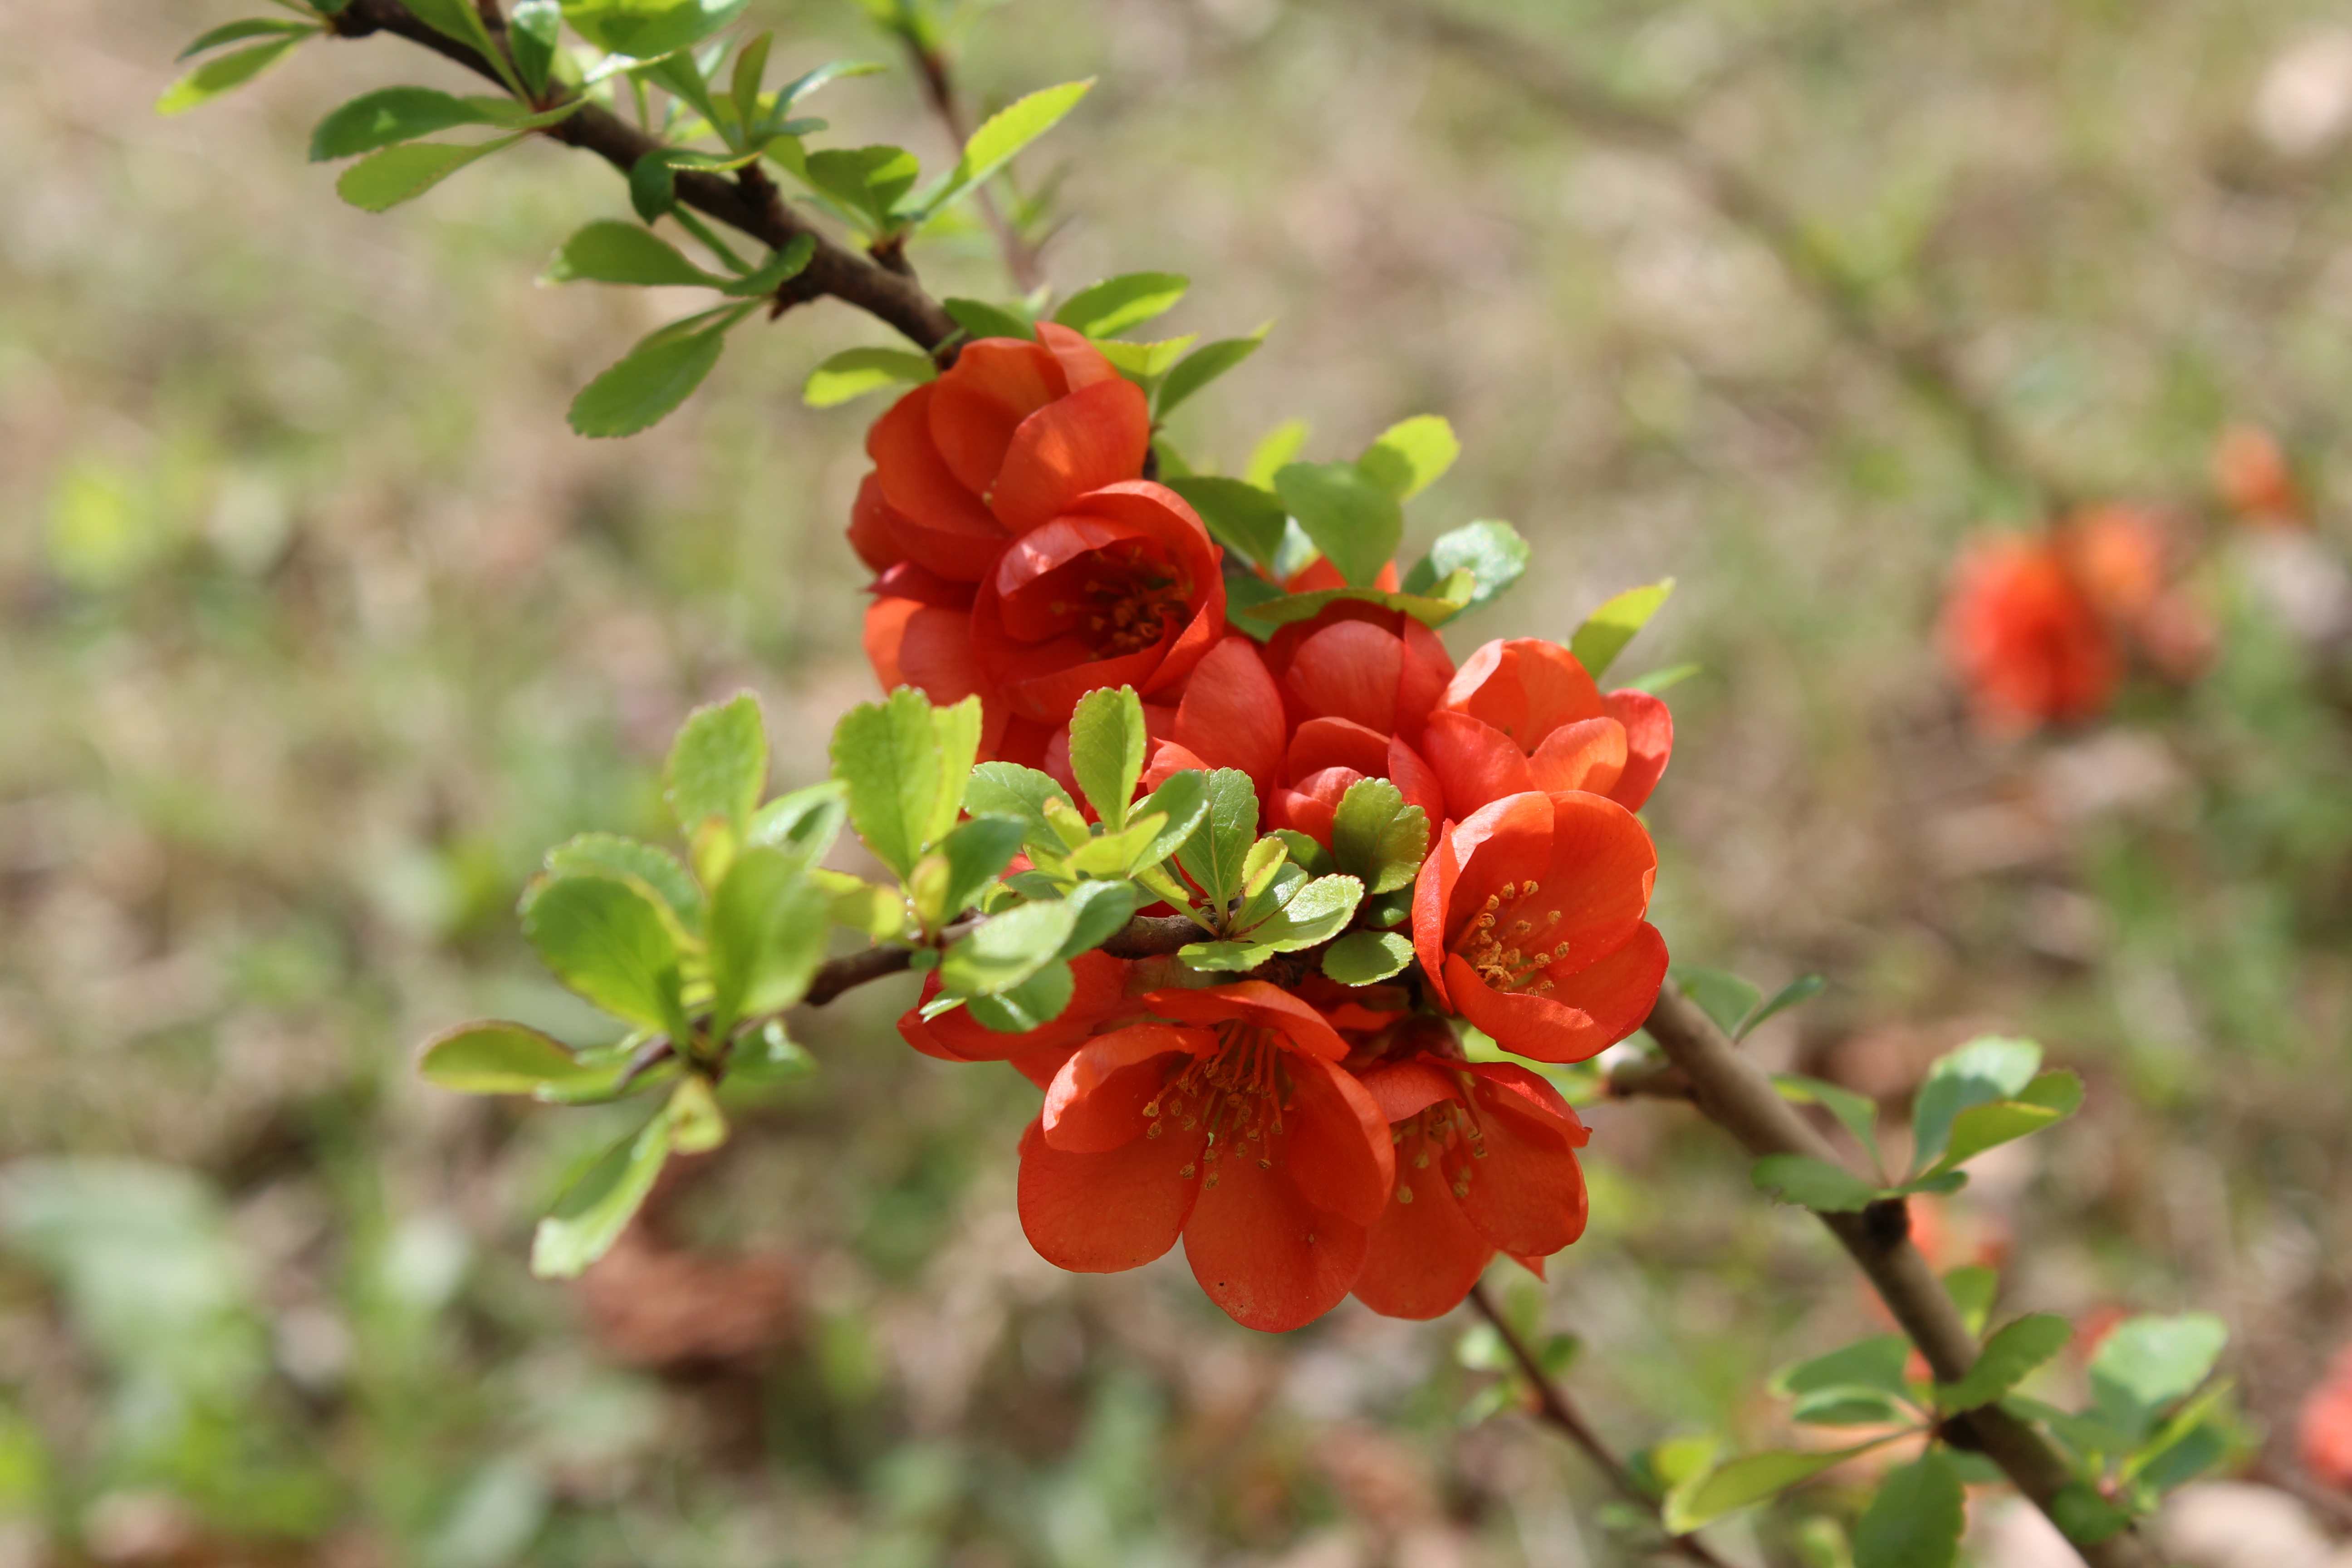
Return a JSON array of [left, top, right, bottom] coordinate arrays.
[[510, 0, 562, 95], [804, 347, 938, 407], [1358, 415, 1459, 500], [1774, 1335, 1912, 1400], [1328, 778, 1429, 895], [729, 29, 772, 138], [967, 762, 1076, 851], [531, 1111, 673, 1278], [1751, 1154, 1883, 1213], [1742, 973, 1827, 1039], [666, 692, 767, 844], [545, 833, 703, 934], [1792, 1388, 1913, 1427], [568, 310, 739, 437], [1919, 1070, 2083, 1179], [1323, 930, 1415, 985], [1055, 880, 1142, 959], [1245, 419, 1309, 488], [1238, 873, 1362, 951], [546, 219, 727, 287], [1401, 519, 1529, 609], [1068, 686, 1147, 831], [1156, 325, 1269, 417], [1165, 476, 1286, 569], [1626, 662, 1702, 694], [1569, 579, 1675, 680], [1055, 271, 1188, 337], [830, 689, 977, 879], [2046, 1483, 2133, 1546], [1274, 461, 1404, 589], [805, 143, 921, 229], [1911, 1036, 2044, 1174], [310, 87, 497, 161], [706, 846, 829, 1033], [1773, 1073, 1881, 1173], [943, 297, 1035, 340], [727, 1019, 814, 1086], [1666, 1446, 1875, 1533], [941, 899, 1080, 998], [966, 960, 1076, 1033], [337, 134, 526, 211], [931, 815, 1028, 920], [1095, 334, 1198, 381], [178, 17, 314, 61], [1942, 1265, 1999, 1336], [916, 78, 1093, 218], [1270, 828, 1334, 877], [1677, 966, 1762, 1036], [629, 149, 682, 220], [748, 780, 848, 861], [561, 0, 750, 61], [521, 874, 687, 1034], [1130, 771, 1212, 868], [157, 35, 305, 116], [1850, 1450, 1963, 1568], [1176, 769, 1259, 907], [1937, 1313, 2071, 1413], [2089, 1313, 2229, 1444], [720, 234, 815, 298], [419, 1021, 605, 1096]]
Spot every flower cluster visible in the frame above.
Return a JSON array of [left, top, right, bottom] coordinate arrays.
[[858, 333, 1674, 1330]]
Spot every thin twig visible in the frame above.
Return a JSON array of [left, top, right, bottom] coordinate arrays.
[[328, 0, 958, 353], [1640, 980, 2157, 1568], [908, 42, 1044, 292], [1353, 0, 2072, 512], [1468, 1282, 1741, 1568], [795, 912, 1204, 1010]]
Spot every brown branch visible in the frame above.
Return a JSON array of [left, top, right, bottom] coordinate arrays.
[[1467, 1283, 1741, 1568], [795, 912, 1204, 1010], [1355, 0, 2073, 511], [908, 43, 1044, 293], [328, 0, 957, 353], [1640, 980, 2157, 1568]]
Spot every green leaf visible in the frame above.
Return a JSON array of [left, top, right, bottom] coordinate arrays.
[[178, 17, 314, 60], [1095, 334, 1198, 381], [965, 960, 1076, 1033], [1774, 1335, 1912, 1400], [1943, 1265, 1999, 1336], [1918, 1070, 2083, 1179], [915, 78, 1093, 218], [1910, 1036, 2044, 1175], [2089, 1313, 2229, 1444], [728, 29, 771, 138], [1130, 771, 1211, 868], [727, 1019, 813, 1086], [1569, 578, 1675, 680], [1231, 583, 1468, 637], [2123, 1380, 2236, 1494], [1401, 519, 1529, 609], [1850, 1450, 1963, 1568], [520, 874, 686, 1034], [1068, 686, 1147, 831], [1155, 326, 1269, 417], [1055, 272, 1188, 337], [568, 313, 735, 437], [1165, 476, 1286, 569], [967, 762, 1076, 851], [531, 1111, 673, 1278], [1773, 1074, 1882, 1172], [804, 347, 937, 408], [774, 58, 884, 110], [943, 297, 1035, 340], [706, 845, 829, 1033], [1792, 1388, 1913, 1427], [666, 692, 767, 846], [1239, 873, 1362, 951], [157, 35, 305, 116], [830, 689, 977, 880], [560, 0, 750, 61], [1274, 461, 1404, 589], [1328, 779, 1429, 895], [418, 1021, 609, 1096], [1055, 880, 1142, 959], [720, 234, 815, 297], [1677, 966, 1762, 1036], [1743, 973, 1827, 1039], [748, 780, 848, 861], [337, 135, 523, 211], [929, 815, 1027, 921], [1666, 1446, 1872, 1533], [805, 144, 921, 229], [2047, 1483, 2133, 1546], [1358, 415, 1459, 500], [1176, 769, 1259, 907], [1626, 662, 1702, 694], [309, 87, 500, 161], [510, 0, 562, 95], [1322, 930, 1415, 985], [546, 219, 725, 287], [545, 833, 703, 934], [941, 899, 1080, 998], [629, 149, 682, 220], [1245, 419, 1309, 488], [1270, 828, 1334, 877], [1751, 1154, 1883, 1212], [1937, 1313, 2071, 1413], [665, 1073, 728, 1153]]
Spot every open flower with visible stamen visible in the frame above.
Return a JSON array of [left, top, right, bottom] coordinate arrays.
[[1421, 637, 1671, 820], [1352, 1033, 1591, 1320], [1018, 981, 1393, 1332], [1412, 791, 1667, 1063]]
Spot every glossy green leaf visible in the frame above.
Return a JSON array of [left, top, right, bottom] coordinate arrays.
[[418, 1021, 602, 1096], [1773, 1334, 1912, 1400], [1627, 662, 1703, 694], [1751, 1154, 1883, 1212], [531, 1111, 672, 1278], [569, 309, 741, 437], [965, 960, 1076, 1033], [1165, 476, 1285, 569], [665, 692, 766, 842], [1569, 578, 1675, 679], [1910, 1036, 2043, 1174], [1176, 769, 1259, 907], [560, 0, 750, 61], [804, 347, 937, 407], [1054, 880, 1142, 959], [1743, 973, 1827, 1039], [157, 36, 305, 116], [2089, 1313, 2229, 1443], [178, 17, 314, 60], [1095, 334, 1198, 381], [546, 220, 726, 287], [706, 845, 829, 1032], [1328, 778, 1429, 894], [545, 833, 703, 934], [1358, 415, 1459, 500], [941, 899, 1080, 998], [1156, 325, 1269, 416], [1274, 461, 1404, 589], [1773, 1073, 1882, 1171], [1401, 519, 1529, 609], [1792, 1388, 1914, 1426], [1245, 419, 1308, 487], [931, 815, 1027, 920], [1666, 1446, 1873, 1533], [1919, 1070, 2083, 1179], [943, 297, 1035, 341], [310, 87, 496, 161], [967, 762, 1076, 851], [830, 689, 978, 879], [720, 234, 815, 297], [916, 78, 1093, 218], [805, 143, 921, 229], [1240, 873, 1362, 951], [1232, 582, 1467, 636], [1055, 272, 1188, 337], [520, 874, 686, 1034], [1851, 1450, 1963, 1568], [1937, 1313, 2071, 1412], [1068, 686, 1147, 831], [336, 134, 522, 212], [1130, 771, 1212, 868], [510, 0, 562, 94], [747, 780, 848, 861], [1322, 930, 1415, 985]]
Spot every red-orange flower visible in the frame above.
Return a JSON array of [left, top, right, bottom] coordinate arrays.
[[2302, 1346, 2352, 1490], [2214, 424, 2307, 527], [971, 480, 1226, 725], [1261, 601, 1455, 745], [1940, 534, 2119, 732], [897, 950, 1136, 1087], [1352, 1046, 1590, 1319], [1018, 981, 1393, 1332], [1412, 791, 1666, 1063], [858, 326, 1150, 582], [1421, 637, 1671, 820]]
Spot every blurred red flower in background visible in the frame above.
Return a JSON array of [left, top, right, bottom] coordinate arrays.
[[1941, 532, 2121, 731], [1421, 637, 1672, 818], [2303, 1345, 2352, 1490], [2214, 424, 2307, 527]]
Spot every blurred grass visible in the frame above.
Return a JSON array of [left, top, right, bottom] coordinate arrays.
[[4, 0, 2352, 1563]]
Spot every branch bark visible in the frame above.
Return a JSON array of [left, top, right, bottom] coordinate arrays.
[[1467, 1283, 1740, 1568], [329, 0, 958, 352], [1640, 980, 2156, 1568]]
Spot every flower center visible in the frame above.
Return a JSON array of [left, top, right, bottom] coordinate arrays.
[[1141, 1023, 1287, 1188], [1458, 879, 1570, 995], [1392, 1095, 1490, 1203], [1074, 546, 1186, 657]]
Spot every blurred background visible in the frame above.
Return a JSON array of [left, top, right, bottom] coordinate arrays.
[[6, 0, 2352, 1563]]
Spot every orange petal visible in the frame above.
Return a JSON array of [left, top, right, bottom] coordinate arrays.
[[1279, 1054, 1396, 1227], [1421, 710, 1533, 820], [1444, 793, 1558, 942], [1034, 320, 1119, 391], [1533, 792, 1657, 951], [1525, 716, 1627, 797], [987, 378, 1151, 532], [929, 338, 1063, 494], [1454, 1063, 1590, 1258], [1352, 1146, 1492, 1320], [1282, 620, 1405, 734], [1602, 690, 1672, 810], [1174, 636, 1287, 791], [1411, 826, 1463, 1012], [1042, 1023, 1203, 1152], [1019, 1116, 1204, 1273], [1181, 1146, 1370, 1332]]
